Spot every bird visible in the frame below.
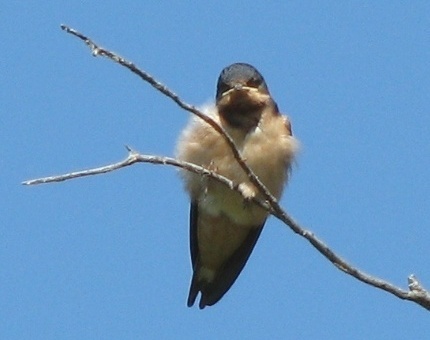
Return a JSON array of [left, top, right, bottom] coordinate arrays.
[[176, 63, 298, 309]]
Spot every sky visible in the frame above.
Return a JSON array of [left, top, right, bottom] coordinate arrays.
[[2, 1, 430, 339]]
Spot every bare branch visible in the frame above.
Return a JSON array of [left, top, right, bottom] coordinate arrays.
[[23, 146, 230, 184], [24, 25, 430, 311], [23, 147, 430, 311], [59, 24, 279, 207], [273, 208, 430, 310], [23, 147, 273, 213]]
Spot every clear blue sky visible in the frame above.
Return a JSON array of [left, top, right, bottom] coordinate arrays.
[[2, 2, 429, 339]]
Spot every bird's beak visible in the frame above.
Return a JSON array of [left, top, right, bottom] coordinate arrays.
[[220, 85, 258, 99]]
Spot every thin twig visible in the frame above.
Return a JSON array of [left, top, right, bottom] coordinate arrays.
[[22, 147, 273, 212], [24, 25, 430, 311]]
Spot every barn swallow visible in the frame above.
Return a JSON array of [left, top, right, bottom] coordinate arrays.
[[176, 63, 298, 309]]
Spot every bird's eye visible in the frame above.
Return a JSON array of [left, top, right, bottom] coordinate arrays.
[[216, 81, 231, 99], [246, 77, 261, 88], [218, 82, 230, 94]]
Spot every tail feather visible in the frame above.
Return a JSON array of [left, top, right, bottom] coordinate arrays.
[[187, 274, 199, 307]]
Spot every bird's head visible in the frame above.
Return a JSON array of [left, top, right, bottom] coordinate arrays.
[[215, 63, 274, 130]]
